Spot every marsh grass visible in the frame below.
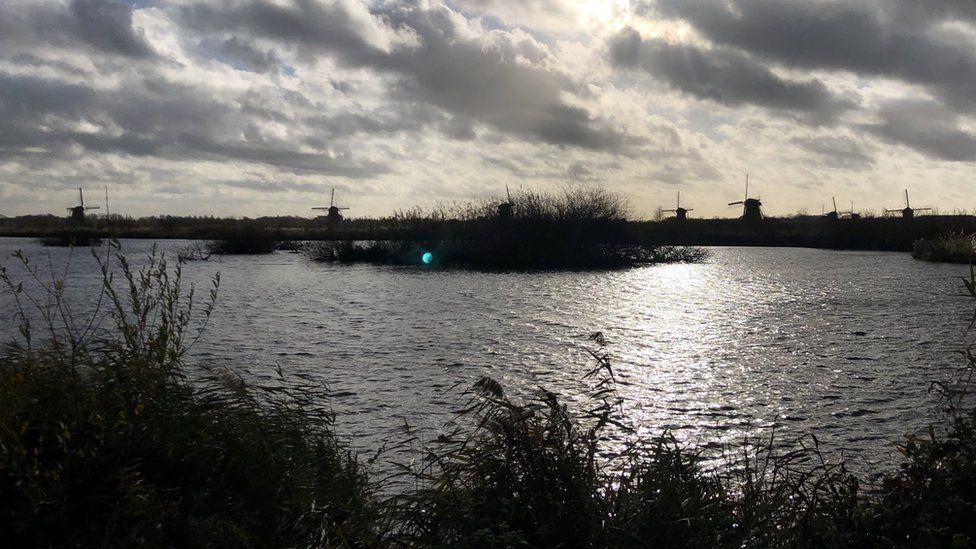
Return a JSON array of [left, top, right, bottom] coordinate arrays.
[[390, 343, 869, 548], [303, 188, 707, 269], [913, 233, 975, 264], [206, 225, 278, 255], [3, 248, 976, 547], [177, 240, 213, 261], [0, 244, 377, 547], [387, 267, 976, 547]]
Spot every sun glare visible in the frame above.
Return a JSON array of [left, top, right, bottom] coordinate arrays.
[[579, 0, 630, 27]]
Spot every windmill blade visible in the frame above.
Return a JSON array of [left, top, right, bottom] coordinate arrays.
[[728, 201, 744, 206], [685, 208, 694, 212], [915, 207, 933, 212], [832, 197, 837, 212], [905, 189, 910, 209], [86, 206, 101, 210], [338, 207, 351, 210], [662, 209, 678, 213], [311, 207, 329, 211]]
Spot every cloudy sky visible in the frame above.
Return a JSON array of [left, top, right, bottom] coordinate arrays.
[[1, 0, 974, 218]]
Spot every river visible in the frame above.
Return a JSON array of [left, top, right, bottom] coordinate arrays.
[[0, 238, 971, 479]]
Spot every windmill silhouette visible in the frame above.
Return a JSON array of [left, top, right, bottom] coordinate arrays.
[[662, 191, 693, 221], [312, 188, 350, 224], [497, 184, 513, 219], [67, 187, 100, 224], [824, 196, 839, 220], [728, 174, 763, 221], [885, 189, 930, 220]]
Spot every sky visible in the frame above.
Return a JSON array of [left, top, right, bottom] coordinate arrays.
[[0, 0, 974, 219]]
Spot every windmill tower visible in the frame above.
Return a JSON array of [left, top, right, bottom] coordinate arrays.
[[824, 197, 839, 220], [662, 191, 693, 221], [312, 188, 350, 224], [497, 184, 513, 219], [728, 175, 763, 221], [67, 187, 100, 224], [885, 189, 930, 220]]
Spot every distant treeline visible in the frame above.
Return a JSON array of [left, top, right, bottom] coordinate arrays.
[[4, 205, 976, 252]]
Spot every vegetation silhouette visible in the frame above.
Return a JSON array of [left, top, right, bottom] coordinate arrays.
[[0, 246, 376, 546], [205, 224, 278, 255], [4, 189, 976, 254], [913, 233, 975, 264], [306, 188, 706, 269], [3, 246, 976, 546]]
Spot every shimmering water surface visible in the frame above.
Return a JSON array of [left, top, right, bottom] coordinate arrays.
[[1, 238, 971, 477]]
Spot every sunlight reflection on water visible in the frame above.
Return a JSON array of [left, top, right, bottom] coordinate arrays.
[[0, 238, 970, 480]]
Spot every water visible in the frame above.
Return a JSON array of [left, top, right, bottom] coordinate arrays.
[[0, 237, 971, 478]]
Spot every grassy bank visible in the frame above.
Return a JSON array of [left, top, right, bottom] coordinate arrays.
[[2, 247, 976, 547], [6, 196, 976, 254], [913, 233, 975, 264]]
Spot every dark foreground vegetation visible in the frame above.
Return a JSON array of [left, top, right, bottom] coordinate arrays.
[[913, 233, 975, 264], [3, 246, 976, 547]]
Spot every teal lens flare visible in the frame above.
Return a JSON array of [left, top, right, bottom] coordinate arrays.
[[422, 252, 433, 264]]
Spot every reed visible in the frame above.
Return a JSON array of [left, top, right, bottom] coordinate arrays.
[[304, 188, 707, 268], [0, 245, 377, 547], [206, 231, 278, 255], [912, 233, 975, 264], [3, 248, 976, 547]]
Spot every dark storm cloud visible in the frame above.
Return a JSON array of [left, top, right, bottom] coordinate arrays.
[[891, 0, 976, 23], [608, 28, 853, 120], [0, 0, 155, 58], [178, 0, 636, 151], [865, 100, 976, 162], [651, 0, 976, 112], [0, 72, 387, 176]]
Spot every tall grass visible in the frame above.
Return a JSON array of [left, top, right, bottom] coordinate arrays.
[[306, 188, 706, 268], [206, 224, 278, 255], [913, 233, 975, 264], [384, 266, 976, 547], [390, 344, 867, 547], [3, 248, 976, 547], [0, 244, 377, 547]]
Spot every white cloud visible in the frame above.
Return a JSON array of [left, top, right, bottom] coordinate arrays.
[[0, 0, 973, 219]]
